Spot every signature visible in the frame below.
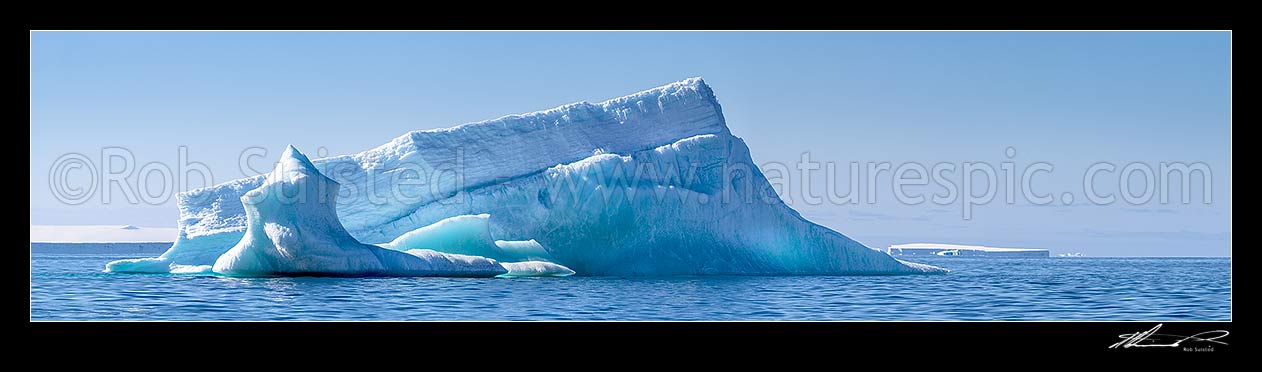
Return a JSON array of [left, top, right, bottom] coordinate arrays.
[[1109, 324, 1229, 349]]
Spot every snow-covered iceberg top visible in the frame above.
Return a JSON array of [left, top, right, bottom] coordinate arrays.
[[175, 77, 728, 244], [109, 78, 944, 276]]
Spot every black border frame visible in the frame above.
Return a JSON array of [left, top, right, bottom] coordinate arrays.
[[26, 10, 1232, 359]]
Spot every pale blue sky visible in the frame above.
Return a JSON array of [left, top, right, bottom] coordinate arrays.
[[30, 31, 1231, 256]]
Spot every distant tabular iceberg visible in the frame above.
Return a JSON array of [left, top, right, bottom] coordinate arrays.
[[107, 78, 944, 276], [888, 243, 1050, 258]]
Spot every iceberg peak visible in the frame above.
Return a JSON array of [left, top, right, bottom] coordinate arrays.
[[212, 144, 507, 277], [271, 144, 322, 180], [280, 144, 309, 163]]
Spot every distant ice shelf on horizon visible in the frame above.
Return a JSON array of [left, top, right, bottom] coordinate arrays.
[[30, 225, 178, 243]]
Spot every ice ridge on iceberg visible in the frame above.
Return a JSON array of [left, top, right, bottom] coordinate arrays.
[[108, 78, 944, 276], [499, 261, 577, 277], [377, 214, 557, 263]]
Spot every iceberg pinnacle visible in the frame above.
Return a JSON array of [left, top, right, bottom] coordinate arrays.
[[210, 145, 507, 277], [109, 78, 944, 276]]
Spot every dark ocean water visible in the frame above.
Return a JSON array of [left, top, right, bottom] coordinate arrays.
[[30, 251, 1230, 320]]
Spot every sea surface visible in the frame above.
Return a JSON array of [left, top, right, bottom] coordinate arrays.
[[30, 249, 1231, 320]]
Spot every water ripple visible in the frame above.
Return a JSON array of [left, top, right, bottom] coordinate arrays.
[[29, 254, 1231, 320]]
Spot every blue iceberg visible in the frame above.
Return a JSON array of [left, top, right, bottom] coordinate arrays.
[[107, 78, 943, 276]]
